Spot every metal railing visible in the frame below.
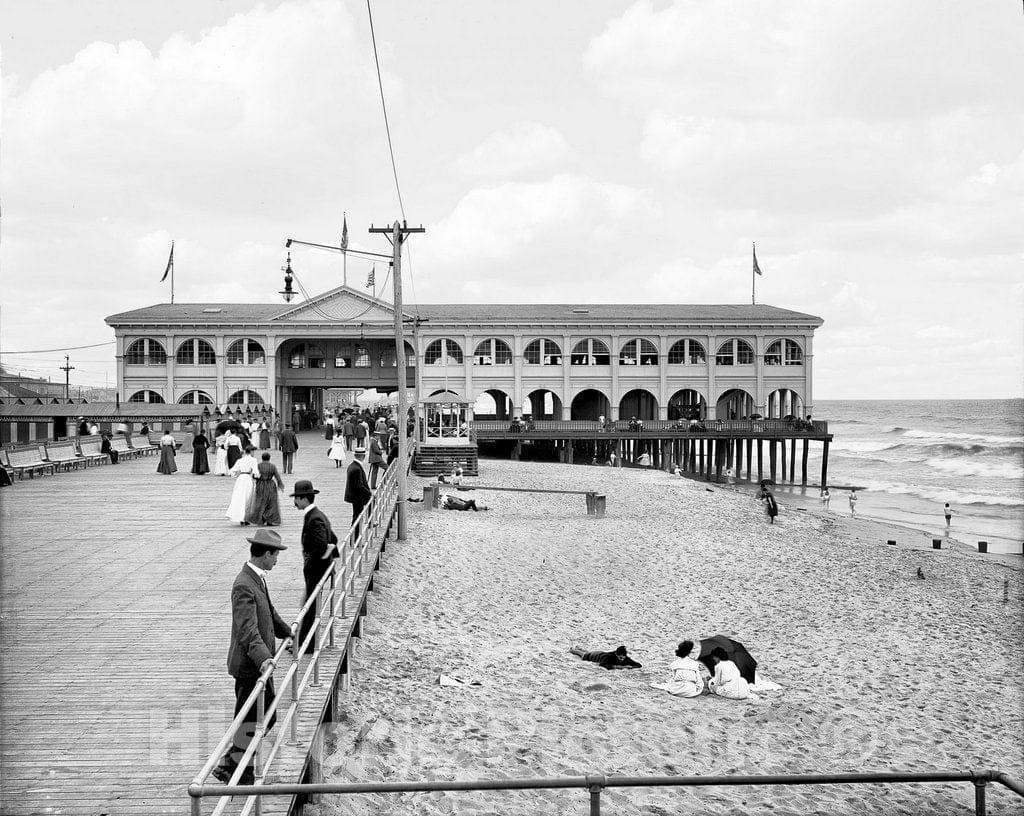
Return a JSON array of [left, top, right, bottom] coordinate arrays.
[[188, 454, 406, 816], [188, 768, 1024, 815], [469, 418, 829, 437]]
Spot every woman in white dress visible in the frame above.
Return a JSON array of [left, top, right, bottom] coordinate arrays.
[[651, 640, 706, 698], [328, 431, 347, 467], [213, 432, 229, 476], [225, 446, 258, 525], [708, 647, 751, 700]]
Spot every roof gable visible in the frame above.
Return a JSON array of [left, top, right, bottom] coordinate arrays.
[[273, 286, 403, 323]]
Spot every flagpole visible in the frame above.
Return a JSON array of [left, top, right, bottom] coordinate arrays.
[[752, 242, 756, 305], [171, 248, 175, 304]]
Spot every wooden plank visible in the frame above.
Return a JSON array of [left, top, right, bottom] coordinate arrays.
[[0, 430, 388, 816]]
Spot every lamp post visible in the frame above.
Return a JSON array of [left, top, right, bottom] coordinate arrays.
[[282, 220, 424, 541]]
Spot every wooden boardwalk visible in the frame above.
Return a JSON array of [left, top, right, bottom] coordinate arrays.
[[0, 433, 378, 816]]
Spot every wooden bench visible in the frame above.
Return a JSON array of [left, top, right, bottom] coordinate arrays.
[[449, 484, 607, 517], [110, 435, 140, 460], [148, 431, 184, 449], [43, 441, 88, 471], [77, 437, 110, 466], [129, 433, 158, 454], [0, 449, 15, 483], [5, 445, 57, 479]]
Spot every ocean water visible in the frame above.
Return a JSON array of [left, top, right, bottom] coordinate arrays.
[[777, 399, 1023, 555]]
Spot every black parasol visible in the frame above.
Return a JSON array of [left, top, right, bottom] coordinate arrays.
[[698, 635, 758, 684], [215, 419, 241, 434]]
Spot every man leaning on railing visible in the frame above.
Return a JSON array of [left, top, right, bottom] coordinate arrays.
[[213, 529, 292, 786]]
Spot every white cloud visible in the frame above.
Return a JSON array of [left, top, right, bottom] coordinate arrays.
[[456, 122, 571, 176]]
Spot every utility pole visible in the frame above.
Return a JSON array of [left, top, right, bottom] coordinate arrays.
[[369, 220, 425, 541], [59, 355, 75, 401]]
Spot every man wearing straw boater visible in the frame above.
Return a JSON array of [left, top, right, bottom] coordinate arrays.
[[213, 529, 291, 786], [289, 480, 339, 656]]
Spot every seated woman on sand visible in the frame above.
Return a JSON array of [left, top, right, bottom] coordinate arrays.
[[650, 640, 705, 697], [708, 647, 751, 700], [569, 645, 642, 670]]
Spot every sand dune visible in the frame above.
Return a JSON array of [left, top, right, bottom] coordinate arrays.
[[310, 460, 1024, 815]]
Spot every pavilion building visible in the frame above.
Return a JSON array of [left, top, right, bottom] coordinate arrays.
[[105, 286, 823, 425]]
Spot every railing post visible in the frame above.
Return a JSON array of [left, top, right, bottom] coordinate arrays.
[[974, 777, 988, 816], [585, 774, 606, 816], [254, 683, 265, 816], [287, 631, 300, 745], [328, 570, 337, 649]]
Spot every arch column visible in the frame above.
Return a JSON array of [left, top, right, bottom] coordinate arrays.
[[658, 333, 669, 419], [706, 334, 717, 420], [561, 333, 572, 420], [755, 333, 766, 414], [215, 335, 226, 404], [609, 333, 620, 420], [165, 334, 176, 402], [463, 333, 474, 404], [115, 334, 125, 402], [804, 334, 814, 417], [512, 333, 524, 416], [266, 335, 277, 414]]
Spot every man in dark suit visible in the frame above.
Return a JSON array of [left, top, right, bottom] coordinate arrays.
[[279, 424, 299, 474], [345, 447, 372, 537], [213, 529, 292, 786], [290, 480, 339, 655]]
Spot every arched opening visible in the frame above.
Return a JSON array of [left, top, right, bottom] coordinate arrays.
[[668, 389, 707, 420], [178, 390, 214, 405], [228, 389, 265, 406], [571, 338, 610, 366], [570, 389, 611, 420], [523, 389, 561, 420], [125, 338, 167, 365], [716, 388, 756, 420], [473, 388, 512, 420], [619, 388, 658, 420], [473, 338, 513, 366], [523, 338, 562, 365], [175, 338, 217, 365], [226, 339, 266, 365], [765, 339, 804, 366], [766, 388, 804, 419], [128, 390, 165, 403], [619, 338, 659, 366], [424, 338, 464, 365]]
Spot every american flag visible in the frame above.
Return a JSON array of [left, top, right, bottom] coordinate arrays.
[[366, 265, 375, 288]]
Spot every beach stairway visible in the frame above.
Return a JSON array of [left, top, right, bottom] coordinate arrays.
[[413, 443, 479, 477]]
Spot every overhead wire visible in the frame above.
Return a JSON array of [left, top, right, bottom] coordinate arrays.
[[0, 340, 115, 354], [365, 0, 421, 320]]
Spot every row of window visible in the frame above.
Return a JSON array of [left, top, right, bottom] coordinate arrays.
[[128, 389, 264, 405], [125, 338, 266, 366], [431, 337, 804, 367], [125, 337, 805, 368]]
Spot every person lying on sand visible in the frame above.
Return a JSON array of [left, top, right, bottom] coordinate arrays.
[[569, 645, 642, 670], [440, 493, 489, 512], [708, 647, 751, 700], [650, 640, 706, 697]]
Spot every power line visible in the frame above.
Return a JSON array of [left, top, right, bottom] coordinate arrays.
[[367, 0, 406, 220], [0, 340, 115, 355]]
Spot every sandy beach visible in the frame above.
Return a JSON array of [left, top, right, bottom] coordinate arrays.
[[311, 459, 1024, 816]]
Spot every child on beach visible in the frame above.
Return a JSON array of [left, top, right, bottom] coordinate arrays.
[[943, 502, 955, 527], [758, 484, 779, 524], [849, 489, 858, 515], [570, 645, 642, 670], [821, 488, 831, 510]]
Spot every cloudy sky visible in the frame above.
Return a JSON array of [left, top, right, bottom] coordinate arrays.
[[2, 0, 1021, 398]]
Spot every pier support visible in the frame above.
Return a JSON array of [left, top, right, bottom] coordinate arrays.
[[821, 439, 830, 488], [735, 438, 743, 479], [746, 439, 753, 481], [769, 441, 777, 484], [780, 439, 787, 483], [790, 438, 796, 482], [801, 439, 809, 485], [757, 439, 763, 483]]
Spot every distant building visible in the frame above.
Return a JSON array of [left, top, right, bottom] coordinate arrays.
[[105, 286, 823, 423]]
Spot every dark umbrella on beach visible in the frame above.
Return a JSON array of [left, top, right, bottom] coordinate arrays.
[[698, 635, 757, 684], [215, 419, 241, 434]]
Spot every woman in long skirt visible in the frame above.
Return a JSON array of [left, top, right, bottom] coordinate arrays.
[[328, 431, 347, 468], [225, 430, 243, 470], [191, 430, 211, 475], [213, 433, 229, 476], [259, 423, 271, 450], [246, 453, 284, 526], [157, 431, 177, 475], [181, 421, 195, 457], [225, 447, 258, 525]]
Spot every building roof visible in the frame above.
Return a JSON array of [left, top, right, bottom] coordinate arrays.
[[0, 402, 208, 419], [106, 291, 823, 327]]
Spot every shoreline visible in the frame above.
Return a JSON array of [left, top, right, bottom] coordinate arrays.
[[673, 469, 1023, 565]]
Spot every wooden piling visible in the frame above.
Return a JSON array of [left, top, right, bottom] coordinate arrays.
[[735, 438, 744, 479], [790, 438, 796, 482], [699, 440, 705, 477], [757, 439, 763, 483], [769, 440, 778, 484], [820, 439, 830, 488], [780, 438, 787, 482], [746, 438, 753, 481], [801, 439, 809, 485]]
